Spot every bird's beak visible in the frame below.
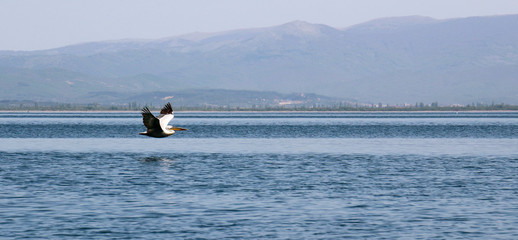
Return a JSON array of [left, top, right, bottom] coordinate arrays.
[[171, 127, 188, 131]]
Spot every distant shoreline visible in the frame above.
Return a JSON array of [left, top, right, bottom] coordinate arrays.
[[2, 110, 518, 113]]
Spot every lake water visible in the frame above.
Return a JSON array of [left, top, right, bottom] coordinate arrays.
[[1, 111, 517, 239]]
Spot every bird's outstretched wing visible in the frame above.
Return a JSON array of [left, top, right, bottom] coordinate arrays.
[[159, 102, 173, 115], [142, 107, 160, 131], [157, 102, 174, 131]]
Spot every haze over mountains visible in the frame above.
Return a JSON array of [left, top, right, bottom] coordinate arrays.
[[1, 14, 517, 106]]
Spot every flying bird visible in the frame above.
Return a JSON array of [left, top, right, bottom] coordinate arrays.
[[139, 102, 187, 138]]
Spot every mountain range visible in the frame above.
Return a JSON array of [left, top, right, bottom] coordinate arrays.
[[1, 14, 517, 106]]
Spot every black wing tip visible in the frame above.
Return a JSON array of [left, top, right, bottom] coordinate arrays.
[[160, 102, 173, 115], [141, 103, 172, 115]]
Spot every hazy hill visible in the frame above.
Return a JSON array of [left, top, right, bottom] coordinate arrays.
[[0, 14, 517, 105]]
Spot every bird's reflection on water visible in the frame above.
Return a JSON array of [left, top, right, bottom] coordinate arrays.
[[138, 156, 175, 163]]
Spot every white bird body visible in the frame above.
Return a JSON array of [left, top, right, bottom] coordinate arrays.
[[139, 102, 187, 138]]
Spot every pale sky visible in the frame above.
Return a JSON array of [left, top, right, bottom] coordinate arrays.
[[1, 0, 518, 51]]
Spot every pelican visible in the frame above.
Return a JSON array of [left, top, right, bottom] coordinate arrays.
[[139, 102, 187, 138]]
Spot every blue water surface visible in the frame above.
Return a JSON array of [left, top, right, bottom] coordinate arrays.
[[1, 111, 517, 239]]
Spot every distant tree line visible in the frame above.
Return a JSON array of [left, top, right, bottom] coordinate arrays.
[[1, 100, 517, 111]]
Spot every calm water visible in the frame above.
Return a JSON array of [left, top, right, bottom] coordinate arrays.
[[1, 111, 517, 239]]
